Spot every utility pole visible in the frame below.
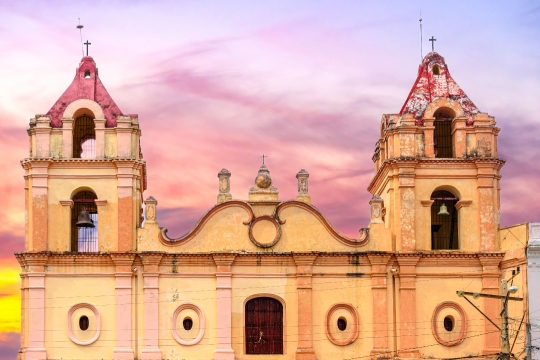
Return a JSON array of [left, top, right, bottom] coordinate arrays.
[[456, 267, 522, 360], [500, 278, 510, 360]]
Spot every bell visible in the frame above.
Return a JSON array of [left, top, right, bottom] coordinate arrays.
[[76, 207, 95, 228], [438, 203, 450, 216]]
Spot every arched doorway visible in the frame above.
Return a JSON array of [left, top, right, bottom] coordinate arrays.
[[431, 190, 459, 250], [245, 297, 283, 354]]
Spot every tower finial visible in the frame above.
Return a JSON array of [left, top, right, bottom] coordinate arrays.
[[419, 11, 423, 60], [429, 36, 437, 52], [260, 154, 267, 165], [84, 40, 91, 56], [76, 18, 84, 57]]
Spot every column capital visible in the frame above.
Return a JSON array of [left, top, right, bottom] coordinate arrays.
[[60, 200, 74, 208], [141, 253, 164, 273], [478, 254, 503, 268], [292, 254, 318, 266], [213, 254, 236, 272], [23, 253, 50, 272], [396, 255, 421, 270], [110, 253, 136, 272]]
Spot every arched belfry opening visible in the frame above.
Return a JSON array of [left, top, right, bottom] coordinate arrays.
[[434, 107, 455, 158], [71, 191, 98, 252], [245, 297, 284, 355], [73, 114, 96, 158], [430, 190, 459, 249]]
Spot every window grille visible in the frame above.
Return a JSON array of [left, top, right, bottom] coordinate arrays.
[[431, 190, 458, 250], [245, 297, 283, 354], [434, 118, 453, 158], [73, 115, 96, 158], [71, 191, 98, 252]]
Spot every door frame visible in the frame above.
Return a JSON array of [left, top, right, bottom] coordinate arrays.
[[243, 294, 287, 355]]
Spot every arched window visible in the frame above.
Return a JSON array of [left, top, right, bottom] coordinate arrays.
[[432, 64, 441, 75], [433, 108, 455, 158], [84, 70, 91, 78], [245, 297, 283, 354], [431, 190, 459, 250], [73, 114, 96, 158], [71, 191, 98, 252]]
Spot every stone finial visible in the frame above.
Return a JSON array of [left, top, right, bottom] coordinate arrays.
[[144, 196, 158, 223], [217, 168, 232, 204], [369, 194, 384, 224], [295, 169, 311, 203], [249, 164, 279, 201]]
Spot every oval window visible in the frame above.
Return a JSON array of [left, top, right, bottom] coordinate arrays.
[[337, 317, 347, 331], [183, 317, 193, 331], [79, 315, 89, 331], [443, 316, 454, 331]]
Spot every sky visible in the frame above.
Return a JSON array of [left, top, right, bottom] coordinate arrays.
[[0, 0, 539, 357]]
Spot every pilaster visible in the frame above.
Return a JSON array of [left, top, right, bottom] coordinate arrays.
[[23, 254, 49, 360], [367, 254, 392, 359], [61, 118, 74, 158], [452, 117, 468, 157], [116, 161, 136, 251], [396, 255, 421, 358], [94, 118, 106, 158], [111, 253, 136, 360], [396, 161, 417, 251], [30, 160, 51, 252], [293, 254, 317, 360], [476, 161, 497, 251], [213, 254, 236, 360], [478, 255, 502, 355], [141, 253, 164, 359], [423, 118, 435, 158], [34, 116, 51, 158], [116, 116, 133, 158]]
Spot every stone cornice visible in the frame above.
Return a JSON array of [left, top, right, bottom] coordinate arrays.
[[14, 251, 511, 271], [368, 157, 506, 194], [21, 157, 145, 168]]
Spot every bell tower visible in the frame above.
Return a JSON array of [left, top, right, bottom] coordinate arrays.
[[368, 52, 503, 252], [23, 56, 146, 253]]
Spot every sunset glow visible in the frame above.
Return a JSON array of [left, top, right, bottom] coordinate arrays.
[[1, 1, 539, 357]]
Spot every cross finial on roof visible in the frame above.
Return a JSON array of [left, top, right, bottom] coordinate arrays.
[[260, 154, 267, 165], [429, 36, 436, 52], [84, 40, 91, 56]]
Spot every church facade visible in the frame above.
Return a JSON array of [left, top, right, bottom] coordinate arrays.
[[17, 54, 530, 360]]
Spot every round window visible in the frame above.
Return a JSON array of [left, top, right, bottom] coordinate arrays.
[[337, 317, 347, 331], [79, 315, 89, 331], [443, 316, 454, 332], [183, 317, 193, 331]]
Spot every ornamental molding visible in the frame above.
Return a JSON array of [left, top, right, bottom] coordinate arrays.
[[325, 303, 359, 346], [67, 302, 101, 346], [431, 301, 467, 347], [171, 302, 206, 346], [159, 200, 369, 248]]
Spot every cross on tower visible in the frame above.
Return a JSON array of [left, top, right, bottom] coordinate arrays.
[[260, 154, 267, 165], [429, 36, 436, 52], [84, 40, 91, 56]]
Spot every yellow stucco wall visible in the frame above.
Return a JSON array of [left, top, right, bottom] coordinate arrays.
[[44, 276, 117, 360]]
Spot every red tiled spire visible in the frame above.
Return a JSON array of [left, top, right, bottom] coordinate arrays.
[[399, 52, 479, 125], [46, 56, 123, 128]]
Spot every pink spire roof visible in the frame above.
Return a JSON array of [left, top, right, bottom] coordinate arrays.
[[399, 52, 479, 125], [46, 56, 123, 127]]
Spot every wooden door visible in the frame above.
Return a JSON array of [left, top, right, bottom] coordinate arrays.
[[245, 297, 283, 354]]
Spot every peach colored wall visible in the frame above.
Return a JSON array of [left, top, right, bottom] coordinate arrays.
[[44, 276, 117, 360]]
